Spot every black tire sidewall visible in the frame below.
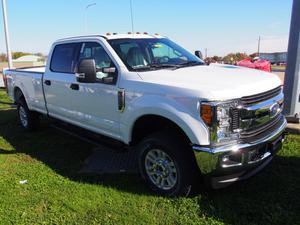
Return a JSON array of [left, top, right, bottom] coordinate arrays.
[[17, 99, 37, 130]]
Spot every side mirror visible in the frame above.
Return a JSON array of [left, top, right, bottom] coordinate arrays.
[[195, 50, 203, 60], [76, 59, 96, 83]]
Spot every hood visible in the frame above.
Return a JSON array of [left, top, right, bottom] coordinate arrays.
[[137, 64, 282, 100]]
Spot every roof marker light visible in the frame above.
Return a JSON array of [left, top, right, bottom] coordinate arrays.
[[106, 32, 111, 35], [144, 32, 148, 34], [128, 32, 132, 34], [113, 33, 117, 35], [136, 32, 141, 34]]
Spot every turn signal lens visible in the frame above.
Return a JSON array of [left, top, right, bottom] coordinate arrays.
[[201, 104, 213, 126]]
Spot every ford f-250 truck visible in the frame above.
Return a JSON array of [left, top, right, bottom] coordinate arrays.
[[3, 33, 287, 196]]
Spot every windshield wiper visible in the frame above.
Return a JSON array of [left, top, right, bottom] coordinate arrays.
[[131, 64, 180, 71], [131, 62, 201, 71], [131, 65, 153, 71], [149, 64, 180, 69], [178, 61, 204, 67]]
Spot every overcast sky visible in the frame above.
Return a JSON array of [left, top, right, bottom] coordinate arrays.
[[0, 0, 293, 56]]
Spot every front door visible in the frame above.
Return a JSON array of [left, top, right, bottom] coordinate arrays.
[[71, 42, 121, 140]]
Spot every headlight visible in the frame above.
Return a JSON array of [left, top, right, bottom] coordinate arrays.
[[201, 100, 240, 146]]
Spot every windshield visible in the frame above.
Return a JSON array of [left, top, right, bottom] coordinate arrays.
[[108, 38, 204, 71]]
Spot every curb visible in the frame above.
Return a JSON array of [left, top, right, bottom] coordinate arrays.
[[286, 123, 300, 134]]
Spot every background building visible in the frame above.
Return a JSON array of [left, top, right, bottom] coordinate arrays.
[[260, 52, 287, 64]]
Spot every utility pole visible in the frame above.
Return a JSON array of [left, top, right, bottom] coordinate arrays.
[[284, 0, 300, 122], [1, 0, 13, 68], [205, 48, 208, 59], [257, 36, 261, 57], [129, 0, 134, 34], [84, 3, 96, 33]]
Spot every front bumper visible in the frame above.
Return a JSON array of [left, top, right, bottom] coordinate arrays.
[[192, 116, 287, 189]]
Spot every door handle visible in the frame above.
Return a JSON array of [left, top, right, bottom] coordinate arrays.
[[44, 80, 51, 86], [70, 83, 79, 90]]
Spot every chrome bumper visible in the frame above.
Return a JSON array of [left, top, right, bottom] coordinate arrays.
[[192, 116, 287, 189]]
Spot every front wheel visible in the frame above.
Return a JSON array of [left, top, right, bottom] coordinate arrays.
[[137, 131, 199, 197]]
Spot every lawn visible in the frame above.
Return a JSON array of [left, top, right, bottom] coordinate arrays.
[[0, 88, 299, 225], [271, 65, 286, 72]]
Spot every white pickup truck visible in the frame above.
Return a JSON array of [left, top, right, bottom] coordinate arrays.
[[3, 33, 286, 196]]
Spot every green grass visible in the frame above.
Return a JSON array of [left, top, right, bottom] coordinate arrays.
[[271, 65, 286, 71], [0, 88, 299, 225]]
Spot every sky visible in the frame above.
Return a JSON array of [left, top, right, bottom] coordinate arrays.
[[0, 0, 293, 57]]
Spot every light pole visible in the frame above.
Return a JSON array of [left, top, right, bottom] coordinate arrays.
[[257, 36, 261, 57], [84, 3, 96, 34], [284, 0, 300, 122], [129, 0, 134, 34], [1, 0, 13, 68]]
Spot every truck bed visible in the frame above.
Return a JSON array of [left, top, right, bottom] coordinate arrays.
[[4, 66, 47, 114], [12, 66, 46, 74]]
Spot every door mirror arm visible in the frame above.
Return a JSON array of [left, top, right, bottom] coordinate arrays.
[[101, 67, 116, 74]]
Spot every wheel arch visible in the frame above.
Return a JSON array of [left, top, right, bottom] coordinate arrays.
[[130, 114, 192, 146], [13, 86, 26, 103]]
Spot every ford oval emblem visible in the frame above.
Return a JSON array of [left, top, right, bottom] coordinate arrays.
[[270, 102, 280, 117]]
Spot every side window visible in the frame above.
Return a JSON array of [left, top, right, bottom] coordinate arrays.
[[50, 43, 80, 73], [79, 42, 116, 83]]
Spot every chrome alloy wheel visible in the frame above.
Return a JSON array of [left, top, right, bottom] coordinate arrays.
[[19, 106, 28, 128], [145, 149, 178, 190]]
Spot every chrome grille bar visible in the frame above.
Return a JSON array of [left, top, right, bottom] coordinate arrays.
[[241, 86, 282, 106]]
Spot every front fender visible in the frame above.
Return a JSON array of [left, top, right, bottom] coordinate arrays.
[[120, 94, 210, 146]]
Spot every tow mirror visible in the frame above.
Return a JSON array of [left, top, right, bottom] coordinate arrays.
[[195, 50, 203, 60], [76, 59, 96, 83]]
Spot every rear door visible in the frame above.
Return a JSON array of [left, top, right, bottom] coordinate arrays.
[[43, 42, 81, 123]]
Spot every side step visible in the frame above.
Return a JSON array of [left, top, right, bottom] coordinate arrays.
[[50, 120, 139, 174], [50, 119, 128, 152]]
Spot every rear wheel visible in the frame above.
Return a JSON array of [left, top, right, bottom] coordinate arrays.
[[17, 98, 39, 131], [137, 131, 199, 196]]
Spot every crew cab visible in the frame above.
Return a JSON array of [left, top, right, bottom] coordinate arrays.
[[3, 33, 286, 196]]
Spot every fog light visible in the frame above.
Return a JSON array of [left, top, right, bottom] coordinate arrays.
[[221, 153, 243, 168]]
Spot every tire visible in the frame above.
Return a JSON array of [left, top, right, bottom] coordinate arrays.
[[137, 131, 200, 197], [17, 98, 39, 131]]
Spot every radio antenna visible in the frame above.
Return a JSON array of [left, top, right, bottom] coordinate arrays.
[[129, 0, 134, 34]]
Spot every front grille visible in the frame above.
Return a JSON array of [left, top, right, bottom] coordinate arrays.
[[230, 108, 240, 131], [239, 115, 284, 143], [241, 86, 282, 107]]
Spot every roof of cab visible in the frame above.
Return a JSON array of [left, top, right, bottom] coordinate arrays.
[[56, 33, 165, 42]]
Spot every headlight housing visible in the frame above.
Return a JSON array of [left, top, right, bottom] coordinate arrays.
[[201, 100, 240, 146]]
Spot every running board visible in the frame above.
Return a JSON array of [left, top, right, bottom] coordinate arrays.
[[50, 121, 128, 153]]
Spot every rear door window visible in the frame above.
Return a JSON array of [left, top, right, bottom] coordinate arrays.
[[50, 43, 81, 73]]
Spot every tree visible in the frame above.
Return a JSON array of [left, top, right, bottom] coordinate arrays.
[[0, 53, 7, 62], [12, 52, 30, 59], [222, 53, 249, 64]]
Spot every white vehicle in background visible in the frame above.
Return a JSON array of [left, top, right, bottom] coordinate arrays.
[[3, 33, 286, 196]]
